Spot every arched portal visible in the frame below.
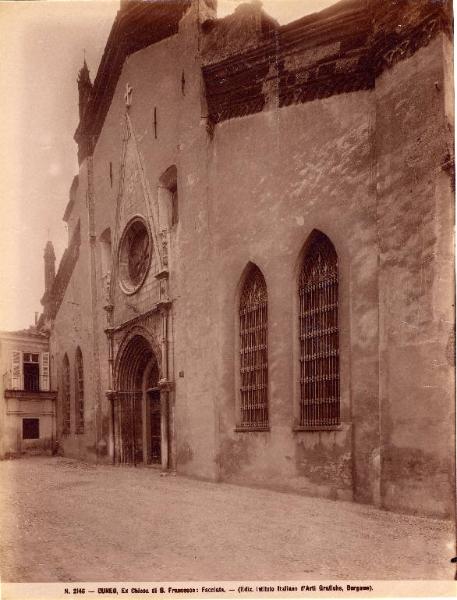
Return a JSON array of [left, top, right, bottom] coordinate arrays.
[[114, 334, 162, 466]]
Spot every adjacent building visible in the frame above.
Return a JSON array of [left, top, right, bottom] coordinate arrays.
[[0, 329, 55, 458]]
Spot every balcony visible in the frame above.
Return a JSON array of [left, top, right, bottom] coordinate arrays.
[[4, 389, 57, 401]]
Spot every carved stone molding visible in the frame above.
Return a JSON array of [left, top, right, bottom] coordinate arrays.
[[203, 0, 452, 125], [158, 379, 174, 393]]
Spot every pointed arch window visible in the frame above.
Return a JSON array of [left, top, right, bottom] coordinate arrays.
[[75, 348, 85, 434], [299, 232, 340, 427], [100, 228, 112, 304], [62, 354, 71, 435], [238, 265, 268, 430], [158, 165, 178, 229]]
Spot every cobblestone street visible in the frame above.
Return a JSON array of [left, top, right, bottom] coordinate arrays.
[[0, 457, 454, 582]]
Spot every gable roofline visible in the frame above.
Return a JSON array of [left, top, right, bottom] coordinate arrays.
[[63, 175, 79, 223], [74, 0, 191, 164]]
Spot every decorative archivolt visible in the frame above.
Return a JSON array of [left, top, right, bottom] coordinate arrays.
[[114, 324, 162, 390]]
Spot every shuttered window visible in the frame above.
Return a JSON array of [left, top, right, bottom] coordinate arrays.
[[10, 351, 49, 392], [11, 351, 23, 390], [39, 352, 50, 391], [239, 265, 268, 430], [299, 232, 340, 427]]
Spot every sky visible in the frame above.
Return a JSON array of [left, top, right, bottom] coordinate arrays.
[[0, 0, 339, 331]]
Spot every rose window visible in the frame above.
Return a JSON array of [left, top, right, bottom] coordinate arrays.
[[118, 217, 151, 294]]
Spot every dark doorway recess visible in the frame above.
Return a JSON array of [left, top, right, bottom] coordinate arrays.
[[114, 334, 163, 466]]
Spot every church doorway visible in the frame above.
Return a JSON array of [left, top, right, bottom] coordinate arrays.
[[114, 334, 165, 467]]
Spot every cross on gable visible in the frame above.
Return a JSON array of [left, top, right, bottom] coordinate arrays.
[[124, 83, 133, 108]]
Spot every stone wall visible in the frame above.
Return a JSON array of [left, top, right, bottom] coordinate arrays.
[[204, 89, 376, 502], [375, 35, 455, 518], [49, 161, 103, 461]]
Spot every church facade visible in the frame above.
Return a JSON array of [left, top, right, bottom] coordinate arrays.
[[39, 0, 455, 519]]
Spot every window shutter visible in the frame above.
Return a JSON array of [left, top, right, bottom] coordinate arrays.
[[11, 351, 23, 390], [40, 352, 50, 392]]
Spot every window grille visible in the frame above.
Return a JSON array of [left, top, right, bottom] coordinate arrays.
[[239, 266, 268, 429], [75, 348, 85, 434], [299, 233, 340, 427], [62, 355, 71, 434]]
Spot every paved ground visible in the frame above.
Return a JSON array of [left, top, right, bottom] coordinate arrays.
[[0, 457, 454, 582]]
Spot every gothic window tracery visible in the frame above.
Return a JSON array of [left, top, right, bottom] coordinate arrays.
[[238, 265, 268, 430], [118, 217, 151, 294], [299, 232, 340, 427], [128, 226, 150, 286]]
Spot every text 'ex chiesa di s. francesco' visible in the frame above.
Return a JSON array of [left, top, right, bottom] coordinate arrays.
[[0, 0, 454, 520]]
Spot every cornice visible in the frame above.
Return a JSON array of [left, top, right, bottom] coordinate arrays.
[[104, 302, 167, 335], [0, 330, 49, 343], [372, 5, 452, 76], [4, 390, 57, 400], [203, 0, 452, 125]]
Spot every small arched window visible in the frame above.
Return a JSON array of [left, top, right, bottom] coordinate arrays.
[[100, 228, 112, 276], [158, 165, 178, 229], [100, 228, 112, 303], [299, 232, 340, 427], [75, 347, 85, 434], [238, 265, 268, 430], [62, 354, 71, 435], [170, 182, 178, 227]]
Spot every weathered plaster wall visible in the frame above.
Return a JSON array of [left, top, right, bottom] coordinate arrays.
[[0, 335, 53, 458], [204, 89, 379, 502], [50, 162, 100, 461], [376, 35, 455, 518], [3, 399, 54, 456]]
